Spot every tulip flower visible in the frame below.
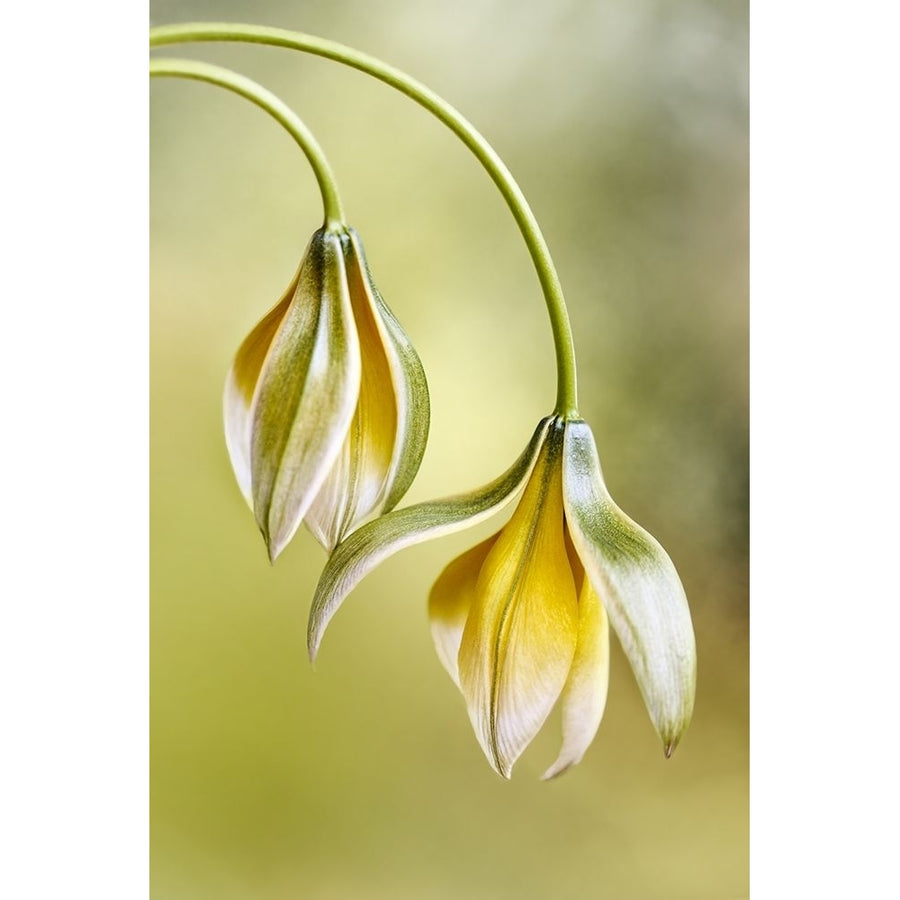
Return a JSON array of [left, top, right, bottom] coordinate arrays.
[[224, 225, 429, 560], [309, 415, 696, 779]]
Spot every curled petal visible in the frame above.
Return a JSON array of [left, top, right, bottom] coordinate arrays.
[[542, 576, 610, 780], [428, 536, 497, 687], [222, 274, 297, 504], [562, 420, 696, 755], [251, 229, 361, 561], [308, 418, 553, 661], [458, 424, 579, 778]]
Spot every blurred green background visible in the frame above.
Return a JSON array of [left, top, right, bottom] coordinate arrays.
[[150, 1, 747, 897]]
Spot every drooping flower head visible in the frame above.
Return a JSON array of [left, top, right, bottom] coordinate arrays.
[[309, 415, 696, 778], [224, 226, 429, 560]]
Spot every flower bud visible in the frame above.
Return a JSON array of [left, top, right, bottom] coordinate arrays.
[[224, 226, 429, 560]]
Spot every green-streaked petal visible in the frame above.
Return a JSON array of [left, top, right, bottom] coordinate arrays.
[[251, 229, 361, 561], [222, 274, 297, 505], [345, 230, 430, 515], [562, 419, 696, 755], [305, 228, 426, 550], [428, 535, 497, 687], [458, 423, 579, 779], [308, 417, 553, 661], [542, 574, 610, 780]]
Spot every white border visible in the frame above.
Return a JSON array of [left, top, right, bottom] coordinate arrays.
[[0, 4, 148, 897], [753, 1, 899, 894]]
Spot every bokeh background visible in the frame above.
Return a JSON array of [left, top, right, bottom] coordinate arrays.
[[150, 1, 748, 897]]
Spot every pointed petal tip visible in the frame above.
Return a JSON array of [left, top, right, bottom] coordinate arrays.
[[664, 739, 677, 759], [263, 533, 281, 565], [261, 516, 299, 564], [541, 761, 572, 781], [307, 630, 322, 665], [485, 748, 512, 780]]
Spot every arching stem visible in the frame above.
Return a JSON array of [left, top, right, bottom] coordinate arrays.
[[149, 57, 345, 230]]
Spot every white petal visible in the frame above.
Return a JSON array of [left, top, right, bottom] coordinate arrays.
[[562, 420, 696, 755], [303, 437, 354, 550], [222, 280, 296, 505], [303, 229, 431, 550], [250, 229, 361, 561], [303, 233, 396, 548]]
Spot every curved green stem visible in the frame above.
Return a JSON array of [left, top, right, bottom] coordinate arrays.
[[149, 23, 579, 417], [149, 57, 345, 230]]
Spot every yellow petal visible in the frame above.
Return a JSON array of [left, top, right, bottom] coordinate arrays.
[[542, 571, 610, 780], [428, 536, 497, 687], [251, 229, 361, 561], [458, 424, 579, 778], [346, 229, 430, 515], [222, 275, 296, 504]]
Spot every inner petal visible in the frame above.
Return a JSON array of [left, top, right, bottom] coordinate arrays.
[[542, 560, 610, 780], [428, 535, 498, 687], [458, 428, 579, 777], [304, 239, 399, 549]]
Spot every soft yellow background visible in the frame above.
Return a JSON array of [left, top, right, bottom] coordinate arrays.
[[150, 1, 748, 897]]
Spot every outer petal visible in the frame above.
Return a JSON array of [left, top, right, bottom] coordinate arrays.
[[458, 423, 579, 778], [251, 229, 361, 561], [542, 572, 610, 780], [562, 419, 696, 755], [345, 229, 430, 515], [308, 417, 553, 661], [305, 228, 429, 550], [222, 273, 297, 504], [428, 535, 497, 687]]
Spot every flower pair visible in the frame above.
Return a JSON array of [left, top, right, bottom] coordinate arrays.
[[222, 225, 696, 780], [309, 416, 696, 779], [223, 225, 429, 559]]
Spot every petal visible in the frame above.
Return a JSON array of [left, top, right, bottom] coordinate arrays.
[[458, 422, 579, 778], [222, 274, 297, 504], [308, 417, 553, 661], [303, 435, 355, 550], [304, 228, 426, 550], [345, 229, 430, 515], [251, 229, 361, 561], [562, 419, 696, 755], [542, 573, 610, 780], [428, 535, 497, 687]]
